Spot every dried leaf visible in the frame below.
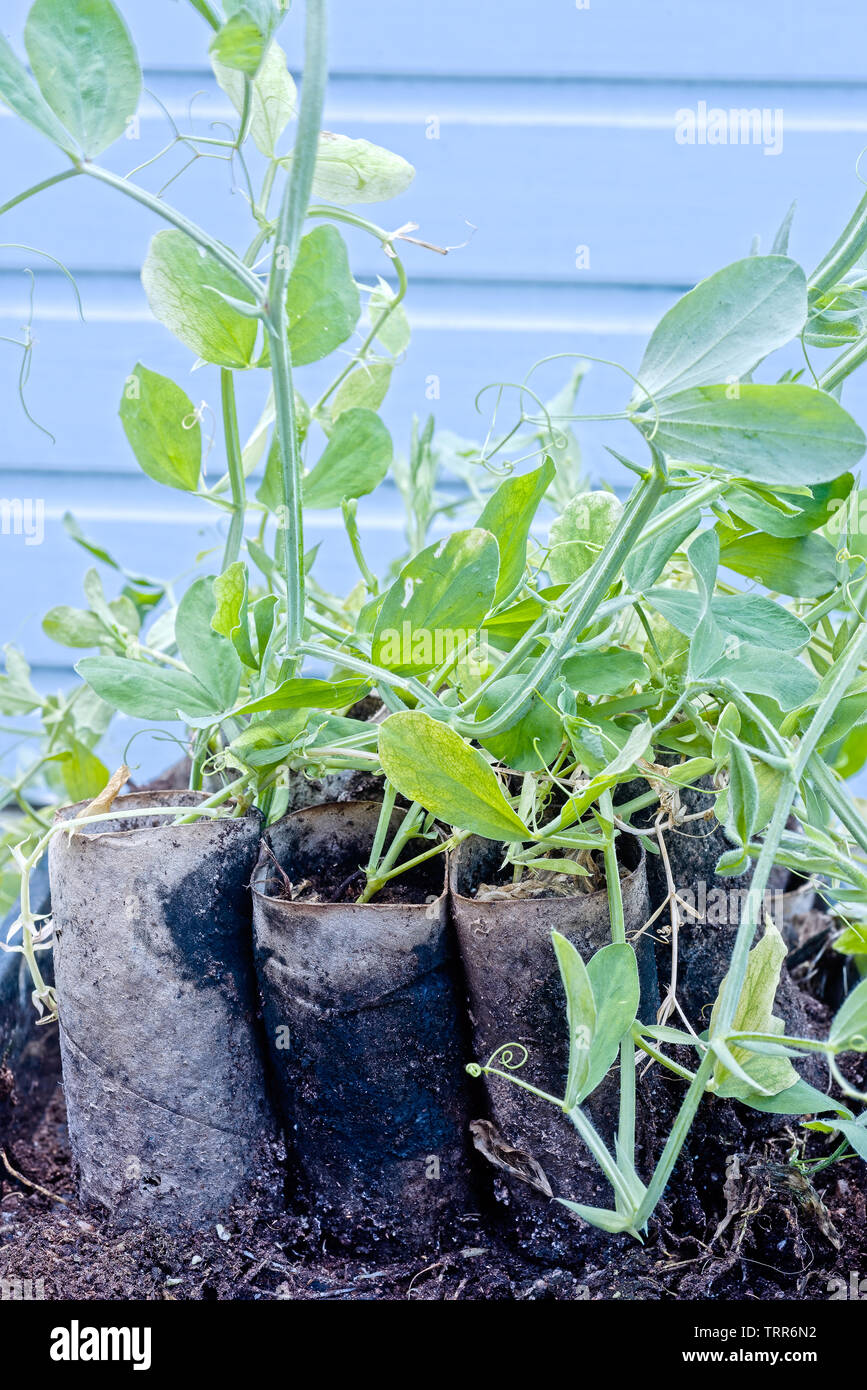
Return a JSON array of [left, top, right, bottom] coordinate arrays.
[[82, 763, 131, 819], [469, 1119, 553, 1197]]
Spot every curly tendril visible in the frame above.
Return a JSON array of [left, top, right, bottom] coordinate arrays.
[[485, 1042, 530, 1072]]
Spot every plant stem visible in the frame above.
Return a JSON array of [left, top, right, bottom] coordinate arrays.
[[600, 791, 636, 1169], [0, 168, 81, 218], [810, 189, 867, 292], [358, 800, 425, 902], [819, 337, 867, 394], [567, 1105, 637, 1212], [266, 0, 329, 672], [219, 369, 246, 569], [808, 754, 867, 855], [364, 782, 397, 878]]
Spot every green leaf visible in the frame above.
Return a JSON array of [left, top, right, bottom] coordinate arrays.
[[477, 458, 555, 602], [638, 384, 865, 486], [42, 606, 107, 648], [212, 561, 255, 668], [551, 931, 596, 1109], [726, 475, 853, 539], [833, 924, 867, 957], [213, 39, 295, 157], [287, 225, 361, 367], [141, 230, 259, 369], [175, 577, 242, 711], [548, 491, 622, 584], [303, 408, 392, 510], [118, 363, 201, 492], [631, 256, 806, 402], [330, 361, 392, 420], [209, 0, 281, 75], [0, 31, 79, 155], [252, 593, 277, 665], [77, 656, 216, 720], [719, 530, 839, 599], [0, 645, 42, 715], [624, 494, 701, 589], [56, 737, 109, 803], [834, 1118, 867, 1162], [709, 594, 810, 651], [237, 676, 368, 716], [715, 758, 782, 838], [725, 740, 759, 846], [304, 132, 415, 204], [646, 588, 809, 652], [478, 675, 563, 771], [742, 1078, 844, 1116], [378, 710, 529, 842], [24, 0, 141, 157], [372, 529, 499, 676], [686, 529, 725, 680], [829, 979, 867, 1053], [704, 644, 817, 710], [708, 920, 799, 1100], [578, 942, 641, 1103], [562, 648, 648, 696]]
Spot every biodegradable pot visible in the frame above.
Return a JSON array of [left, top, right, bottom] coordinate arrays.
[[49, 792, 276, 1227], [252, 800, 476, 1252], [0, 861, 57, 1148], [451, 835, 656, 1255]]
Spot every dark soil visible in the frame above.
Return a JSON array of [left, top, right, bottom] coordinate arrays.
[[263, 838, 445, 905], [2, 909, 866, 1301]]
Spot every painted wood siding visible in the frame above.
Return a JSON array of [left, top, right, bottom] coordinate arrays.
[[1, 0, 866, 684]]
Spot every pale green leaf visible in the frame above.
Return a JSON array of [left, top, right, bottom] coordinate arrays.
[[24, 0, 141, 157], [303, 408, 392, 510], [287, 225, 360, 367], [638, 384, 865, 486], [548, 491, 622, 584], [43, 606, 108, 648], [708, 920, 799, 1100], [303, 132, 415, 204], [372, 528, 499, 676], [330, 361, 392, 420], [213, 39, 295, 156], [175, 577, 242, 711], [0, 31, 79, 155], [76, 656, 216, 720], [632, 256, 806, 402], [552, 931, 596, 1108], [142, 230, 259, 369], [830, 978, 867, 1053], [578, 942, 641, 1103], [378, 710, 529, 842], [119, 363, 201, 492], [477, 458, 555, 602]]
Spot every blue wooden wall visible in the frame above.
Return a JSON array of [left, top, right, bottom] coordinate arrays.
[[2, 0, 867, 733]]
